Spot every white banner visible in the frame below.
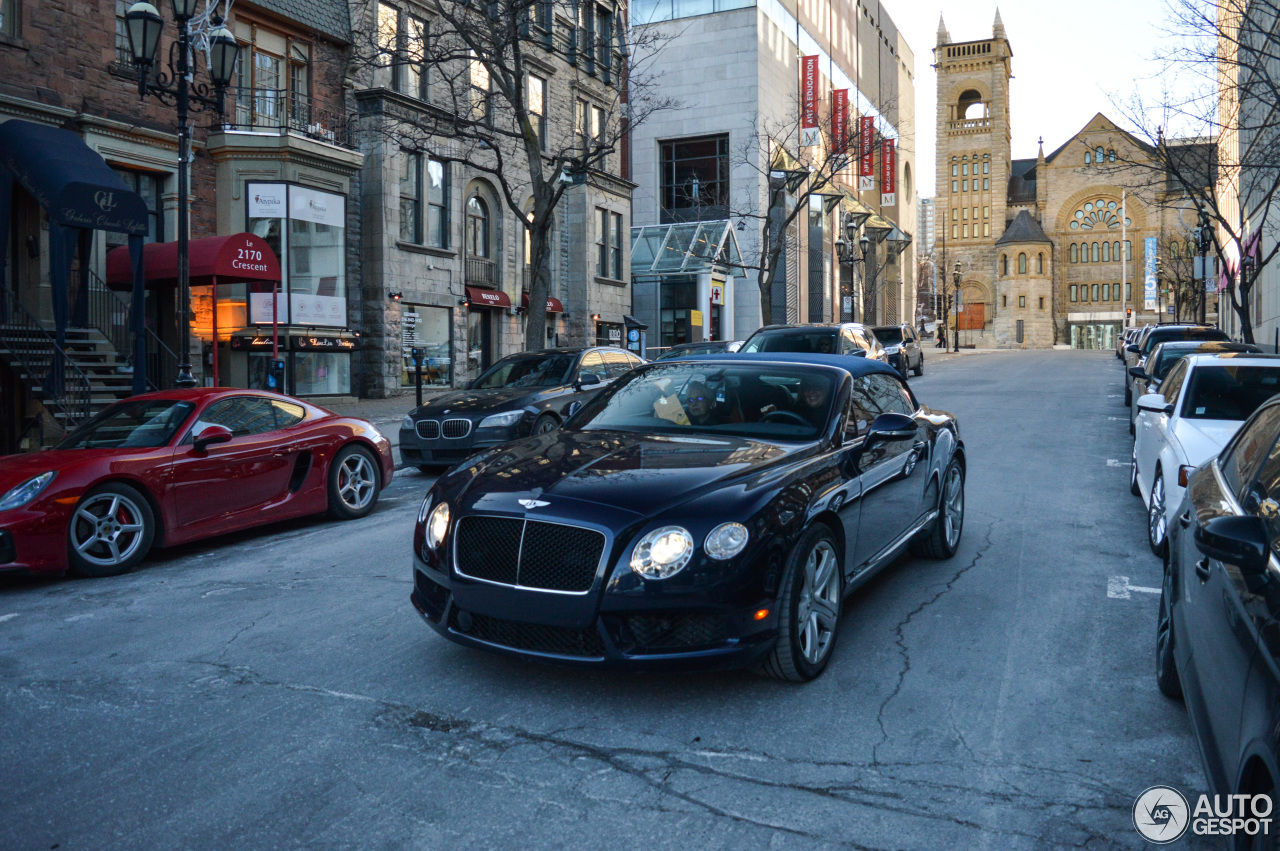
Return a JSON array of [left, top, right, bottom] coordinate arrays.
[[291, 293, 346, 327], [248, 184, 287, 219], [289, 186, 345, 227], [1144, 236, 1158, 310], [249, 291, 284, 324], [858, 176, 874, 192]]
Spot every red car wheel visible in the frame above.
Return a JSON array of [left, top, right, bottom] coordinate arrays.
[[67, 483, 155, 577]]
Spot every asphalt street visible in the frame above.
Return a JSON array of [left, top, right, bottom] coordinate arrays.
[[0, 351, 1213, 849]]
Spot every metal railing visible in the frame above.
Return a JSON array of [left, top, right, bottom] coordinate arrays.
[[0, 288, 94, 429], [222, 87, 355, 149], [466, 257, 498, 288], [81, 270, 180, 391]]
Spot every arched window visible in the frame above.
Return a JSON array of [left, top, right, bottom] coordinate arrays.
[[466, 196, 490, 258], [1102, 242, 1111, 262], [1085, 151, 1092, 165], [1070, 243, 1079, 263], [1108, 149, 1116, 162], [1095, 146, 1105, 162], [1092, 242, 1100, 262], [1000, 254, 1008, 276], [1037, 253, 1044, 274], [1113, 241, 1121, 262], [1017, 253, 1027, 274]]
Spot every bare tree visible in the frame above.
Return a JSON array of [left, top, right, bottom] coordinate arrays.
[[1109, 0, 1280, 342], [1159, 228, 1203, 321], [350, 0, 675, 349], [728, 104, 877, 327]]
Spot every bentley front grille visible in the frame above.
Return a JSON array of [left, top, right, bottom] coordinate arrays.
[[454, 516, 605, 593]]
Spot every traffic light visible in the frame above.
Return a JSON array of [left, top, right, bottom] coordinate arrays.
[[1126, 308, 1133, 319]]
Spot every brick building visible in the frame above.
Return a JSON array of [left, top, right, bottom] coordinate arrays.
[[934, 13, 1216, 350]]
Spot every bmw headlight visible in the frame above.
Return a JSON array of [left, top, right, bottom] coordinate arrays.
[[402, 415, 414, 430], [479, 411, 523, 429], [704, 522, 749, 560], [0, 471, 55, 512], [630, 526, 694, 579], [426, 501, 450, 550]]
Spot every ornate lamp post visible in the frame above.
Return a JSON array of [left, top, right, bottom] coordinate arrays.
[[860, 218, 892, 324], [951, 261, 961, 352], [125, 0, 239, 388], [833, 207, 870, 322]]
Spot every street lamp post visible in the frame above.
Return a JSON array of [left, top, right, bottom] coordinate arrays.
[[125, 0, 239, 388], [951, 261, 961, 353], [833, 208, 869, 322]]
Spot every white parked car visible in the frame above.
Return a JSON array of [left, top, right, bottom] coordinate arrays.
[[1132, 353, 1280, 555], [1126, 340, 1262, 434]]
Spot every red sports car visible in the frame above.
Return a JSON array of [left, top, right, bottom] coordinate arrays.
[[0, 389, 394, 577]]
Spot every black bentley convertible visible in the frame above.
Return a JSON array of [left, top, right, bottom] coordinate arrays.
[[410, 353, 965, 681]]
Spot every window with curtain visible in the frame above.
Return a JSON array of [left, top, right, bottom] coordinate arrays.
[[427, 158, 449, 249], [400, 149, 421, 243]]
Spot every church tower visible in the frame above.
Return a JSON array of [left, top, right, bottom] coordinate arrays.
[[934, 11, 1013, 340]]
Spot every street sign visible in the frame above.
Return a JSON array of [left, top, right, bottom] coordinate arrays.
[[628, 328, 640, 343], [842, 296, 853, 313], [710, 284, 724, 305]]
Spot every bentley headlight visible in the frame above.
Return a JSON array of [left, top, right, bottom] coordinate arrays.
[[704, 522, 749, 560], [0, 471, 55, 512], [426, 501, 451, 550], [418, 494, 432, 524], [479, 411, 523, 429], [630, 526, 694, 579], [402, 415, 414, 430]]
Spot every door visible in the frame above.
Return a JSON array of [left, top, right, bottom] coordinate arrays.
[[1136, 360, 1187, 496], [168, 396, 295, 527], [1182, 412, 1280, 783], [850, 374, 927, 568], [467, 308, 492, 380]]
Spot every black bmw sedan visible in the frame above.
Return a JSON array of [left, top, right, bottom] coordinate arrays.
[[1159, 394, 1280, 808], [399, 346, 645, 471], [410, 353, 965, 681]]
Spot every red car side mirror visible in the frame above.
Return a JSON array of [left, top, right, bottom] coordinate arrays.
[[193, 424, 233, 453]]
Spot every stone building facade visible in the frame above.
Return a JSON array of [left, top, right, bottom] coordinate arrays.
[[935, 14, 1215, 349], [350, 0, 633, 398]]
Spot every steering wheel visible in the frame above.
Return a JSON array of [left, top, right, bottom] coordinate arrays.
[[760, 409, 812, 427]]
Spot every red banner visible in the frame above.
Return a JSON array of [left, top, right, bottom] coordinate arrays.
[[858, 116, 875, 189], [801, 56, 819, 146], [831, 90, 848, 155], [880, 138, 897, 206]]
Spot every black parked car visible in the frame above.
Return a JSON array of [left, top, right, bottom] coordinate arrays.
[[1159, 395, 1280, 807], [739, 323, 889, 365], [654, 340, 743, 360], [871, 324, 924, 377], [399, 346, 645, 471], [1124, 324, 1228, 404], [410, 353, 965, 681]]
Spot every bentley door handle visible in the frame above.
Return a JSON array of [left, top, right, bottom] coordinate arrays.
[[1195, 558, 1212, 582]]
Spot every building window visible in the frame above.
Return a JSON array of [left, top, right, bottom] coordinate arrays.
[[108, 168, 164, 246], [962, 164, 969, 176], [527, 72, 547, 150], [401, 305, 452, 387], [952, 224, 958, 239], [952, 164, 958, 177], [1126, 282, 1132, 300], [961, 180, 968, 192], [1070, 285, 1078, 302], [1000, 255, 1008, 276], [400, 149, 421, 243], [427, 158, 449, 249], [983, 206, 989, 219], [983, 178, 989, 190], [1019, 295, 1026, 308], [1085, 151, 1092, 165], [972, 206, 978, 220], [1092, 242, 1100, 262], [1112, 283, 1121, 301], [1070, 244, 1078, 263], [1125, 240, 1132, 260], [1017, 253, 1027, 274], [1108, 149, 1116, 162], [1092, 283, 1100, 301], [983, 161, 989, 174], [1113, 241, 1121, 262], [1039, 297, 1045, 309], [471, 55, 492, 125], [404, 16, 427, 99], [1001, 295, 1007, 307], [114, 0, 133, 64], [1102, 242, 1111, 262], [595, 207, 608, 276], [374, 5, 427, 98], [962, 224, 969, 238], [952, 180, 958, 193], [952, 208, 958, 221], [610, 211, 623, 279], [961, 207, 968, 220], [1096, 146, 1105, 162], [660, 134, 729, 222], [1037, 253, 1044, 274], [234, 26, 309, 133], [983, 223, 990, 237], [466, 196, 490, 259]]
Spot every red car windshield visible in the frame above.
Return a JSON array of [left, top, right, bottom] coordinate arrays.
[[55, 400, 196, 449]]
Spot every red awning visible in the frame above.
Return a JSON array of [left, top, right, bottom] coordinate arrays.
[[521, 293, 565, 313], [105, 233, 282, 290], [465, 286, 512, 309]]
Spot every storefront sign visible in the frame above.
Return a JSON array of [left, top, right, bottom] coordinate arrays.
[[880, 139, 896, 207], [291, 293, 347, 327], [1144, 236, 1158, 310], [295, 335, 358, 352], [249, 292, 284, 324], [710, 284, 724, 305], [800, 56, 820, 148], [289, 185, 345, 228], [859, 117, 876, 191], [248, 184, 287, 219], [230, 335, 286, 351], [831, 90, 849, 157]]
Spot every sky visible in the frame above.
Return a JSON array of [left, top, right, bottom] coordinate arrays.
[[883, 0, 1171, 198]]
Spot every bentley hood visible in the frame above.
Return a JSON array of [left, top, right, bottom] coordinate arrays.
[[449, 429, 807, 518]]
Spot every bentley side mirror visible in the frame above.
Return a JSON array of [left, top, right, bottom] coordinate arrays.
[[865, 413, 917, 445], [1136, 393, 1174, 415], [577, 372, 602, 389], [193, 424, 233, 452], [1128, 366, 1149, 380], [1195, 515, 1270, 577]]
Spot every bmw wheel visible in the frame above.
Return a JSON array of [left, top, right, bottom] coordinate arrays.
[[67, 483, 155, 577], [1148, 469, 1168, 556], [533, 414, 560, 435], [1156, 558, 1182, 699], [761, 525, 843, 682], [328, 445, 381, 520]]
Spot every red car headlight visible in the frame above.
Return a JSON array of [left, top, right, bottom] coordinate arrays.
[[0, 471, 56, 511]]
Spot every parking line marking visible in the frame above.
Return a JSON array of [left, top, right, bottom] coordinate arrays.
[[1108, 417, 1126, 421], [1107, 459, 1125, 467], [1108, 577, 1161, 599], [0, 614, 17, 624]]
